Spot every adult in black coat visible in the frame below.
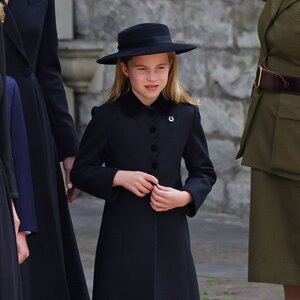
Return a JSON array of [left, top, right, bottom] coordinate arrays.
[[0, 16, 23, 300], [71, 23, 216, 300], [1, 0, 89, 299]]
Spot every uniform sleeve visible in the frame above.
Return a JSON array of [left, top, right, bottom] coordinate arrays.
[[35, 0, 79, 161], [7, 77, 38, 233], [70, 107, 120, 201], [182, 106, 216, 217]]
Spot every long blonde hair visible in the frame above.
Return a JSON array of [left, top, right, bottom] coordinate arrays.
[[0, 3, 5, 23], [105, 52, 199, 105]]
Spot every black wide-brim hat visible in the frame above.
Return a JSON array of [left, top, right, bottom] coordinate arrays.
[[97, 23, 197, 65]]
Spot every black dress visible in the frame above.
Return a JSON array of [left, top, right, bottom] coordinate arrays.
[[2, 1, 89, 299], [0, 21, 22, 300]]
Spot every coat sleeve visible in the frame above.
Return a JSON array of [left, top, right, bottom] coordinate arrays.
[[35, 0, 79, 161], [7, 77, 37, 233], [181, 106, 216, 217], [70, 107, 120, 201], [0, 24, 18, 200]]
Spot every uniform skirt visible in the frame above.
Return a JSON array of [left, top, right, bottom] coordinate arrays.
[[249, 168, 300, 285]]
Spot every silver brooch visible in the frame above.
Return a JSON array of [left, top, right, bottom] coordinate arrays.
[[168, 116, 174, 122]]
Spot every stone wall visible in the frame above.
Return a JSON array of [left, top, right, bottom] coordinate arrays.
[[69, 0, 265, 218]]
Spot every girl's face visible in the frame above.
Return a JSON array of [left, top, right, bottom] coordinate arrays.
[[120, 53, 171, 105]]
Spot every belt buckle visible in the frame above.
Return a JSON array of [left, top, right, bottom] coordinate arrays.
[[255, 65, 263, 88]]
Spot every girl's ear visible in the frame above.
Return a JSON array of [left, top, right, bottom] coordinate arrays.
[[120, 62, 129, 77]]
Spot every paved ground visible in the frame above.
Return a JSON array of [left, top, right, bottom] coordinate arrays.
[[69, 194, 284, 300]]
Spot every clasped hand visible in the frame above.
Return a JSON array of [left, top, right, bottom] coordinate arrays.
[[113, 170, 191, 212]]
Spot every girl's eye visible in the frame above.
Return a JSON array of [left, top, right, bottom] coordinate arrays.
[[158, 65, 167, 70], [137, 67, 146, 71]]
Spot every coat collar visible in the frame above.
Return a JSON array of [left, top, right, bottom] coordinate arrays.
[[2, 5, 29, 64], [118, 89, 175, 117]]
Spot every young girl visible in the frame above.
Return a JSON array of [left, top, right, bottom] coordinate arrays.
[[71, 23, 216, 300]]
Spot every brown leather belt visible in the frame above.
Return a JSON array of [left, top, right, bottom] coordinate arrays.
[[255, 65, 300, 95]]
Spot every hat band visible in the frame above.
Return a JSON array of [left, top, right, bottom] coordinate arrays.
[[118, 35, 172, 51]]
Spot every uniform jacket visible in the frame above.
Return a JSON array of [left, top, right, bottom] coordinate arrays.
[[71, 90, 216, 300], [236, 0, 300, 180]]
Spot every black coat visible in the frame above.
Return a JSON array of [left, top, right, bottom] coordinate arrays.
[[2, 1, 89, 299], [0, 21, 22, 300], [71, 90, 216, 300]]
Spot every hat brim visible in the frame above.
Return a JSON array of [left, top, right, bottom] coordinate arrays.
[[97, 43, 197, 65]]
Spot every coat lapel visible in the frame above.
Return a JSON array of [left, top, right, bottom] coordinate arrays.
[[2, 5, 28, 63], [270, 0, 299, 20], [277, 0, 299, 16], [270, 0, 283, 20]]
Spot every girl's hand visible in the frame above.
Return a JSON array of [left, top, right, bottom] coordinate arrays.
[[16, 232, 30, 264], [150, 184, 192, 212], [11, 201, 29, 263], [113, 170, 158, 197]]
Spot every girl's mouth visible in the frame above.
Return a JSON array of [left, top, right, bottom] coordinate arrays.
[[145, 85, 159, 91]]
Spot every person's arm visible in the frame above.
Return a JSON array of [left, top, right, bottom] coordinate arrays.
[[71, 108, 159, 200], [70, 107, 120, 201], [7, 76, 37, 233], [150, 107, 216, 215], [35, 0, 80, 200], [181, 107, 216, 217], [113, 170, 158, 198], [150, 184, 192, 212], [0, 31, 18, 201], [11, 201, 29, 264], [35, 0, 79, 161]]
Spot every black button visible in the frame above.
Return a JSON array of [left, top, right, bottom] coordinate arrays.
[[151, 145, 157, 152], [23, 68, 32, 77], [151, 162, 158, 170], [149, 126, 156, 133]]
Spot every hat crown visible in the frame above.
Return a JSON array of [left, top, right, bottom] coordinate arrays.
[[97, 22, 196, 64], [117, 23, 172, 51]]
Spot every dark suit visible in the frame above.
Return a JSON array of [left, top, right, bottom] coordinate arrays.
[[71, 90, 216, 300], [0, 20, 22, 300], [2, 1, 89, 299]]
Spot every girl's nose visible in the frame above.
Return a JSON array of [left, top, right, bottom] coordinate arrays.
[[147, 70, 156, 81]]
